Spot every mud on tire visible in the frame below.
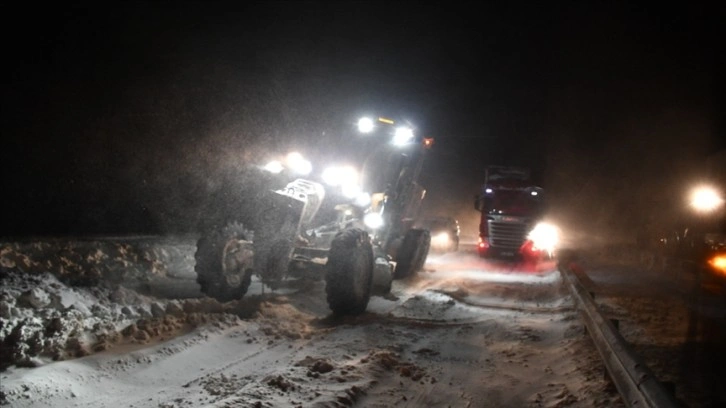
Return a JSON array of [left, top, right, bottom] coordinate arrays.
[[325, 228, 374, 316], [393, 228, 431, 279], [195, 221, 254, 302]]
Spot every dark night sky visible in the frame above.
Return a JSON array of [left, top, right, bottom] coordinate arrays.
[[2, 1, 724, 239]]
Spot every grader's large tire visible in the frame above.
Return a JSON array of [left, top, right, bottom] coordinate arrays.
[[414, 230, 431, 271], [325, 228, 374, 316], [393, 228, 431, 279], [195, 222, 255, 302]]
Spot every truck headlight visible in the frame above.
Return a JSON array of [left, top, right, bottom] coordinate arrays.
[[527, 222, 559, 254], [364, 213, 384, 229]]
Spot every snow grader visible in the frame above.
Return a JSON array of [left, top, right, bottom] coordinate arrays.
[[194, 116, 433, 315]]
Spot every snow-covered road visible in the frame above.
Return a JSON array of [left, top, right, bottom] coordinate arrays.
[[2, 239, 624, 407]]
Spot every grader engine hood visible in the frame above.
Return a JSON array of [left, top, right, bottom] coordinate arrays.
[[258, 190, 306, 235], [271, 178, 326, 231]]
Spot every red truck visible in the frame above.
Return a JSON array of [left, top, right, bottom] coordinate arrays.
[[473, 166, 557, 261]]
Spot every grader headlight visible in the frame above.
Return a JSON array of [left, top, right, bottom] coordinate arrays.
[[364, 213, 384, 229]]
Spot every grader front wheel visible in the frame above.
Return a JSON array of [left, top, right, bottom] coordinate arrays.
[[195, 222, 255, 302], [325, 228, 374, 316]]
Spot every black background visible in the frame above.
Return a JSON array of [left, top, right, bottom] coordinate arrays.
[[2, 1, 724, 240]]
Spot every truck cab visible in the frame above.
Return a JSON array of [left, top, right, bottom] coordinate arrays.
[[474, 166, 557, 261]]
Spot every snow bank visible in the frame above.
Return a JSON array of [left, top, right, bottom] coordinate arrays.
[[0, 238, 244, 376]]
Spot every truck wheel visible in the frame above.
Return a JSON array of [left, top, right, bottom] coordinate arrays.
[[325, 228, 374, 316], [195, 222, 255, 302], [394, 228, 431, 279]]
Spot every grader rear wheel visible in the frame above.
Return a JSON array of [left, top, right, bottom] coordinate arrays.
[[393, 228, 431, 279]]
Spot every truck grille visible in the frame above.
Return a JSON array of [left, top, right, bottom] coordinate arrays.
[[488, 220, 529, 250]]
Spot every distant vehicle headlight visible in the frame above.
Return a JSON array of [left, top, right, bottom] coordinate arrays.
[[690, 186, 723, 213], [431, 232, 450, 246], [708, 254, 726, 276], [527, 222, 559, 254], [364, 213, 384, 229]]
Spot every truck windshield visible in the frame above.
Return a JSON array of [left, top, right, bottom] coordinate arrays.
[[484, 190, 544, 216]]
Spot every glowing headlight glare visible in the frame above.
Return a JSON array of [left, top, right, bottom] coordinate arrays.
[[357, 117, 375, 133], [322, 165, 358, 187], [286, 152, 312, 175], [364, 213, 384, 229], [690, 186, 724, 213], [432, 232, 450, 246], [263, 160, 284, 174], [321, 167, 338, 186], [340, 166, 358, 186], [392, 127, 414, 145], [354, 192, 371, 207], [709, 255, 726, 275], [341, 182, 361, 199], [527, 222, 559, 253]]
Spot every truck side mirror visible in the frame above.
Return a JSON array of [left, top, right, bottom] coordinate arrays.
[[474, 195, 482, 211]]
